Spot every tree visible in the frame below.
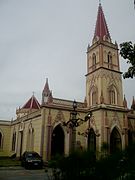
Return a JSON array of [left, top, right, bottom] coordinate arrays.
[[120, 41, 135, 78]]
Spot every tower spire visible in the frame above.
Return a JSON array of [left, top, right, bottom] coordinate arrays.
[[93, 3, 111, 43]]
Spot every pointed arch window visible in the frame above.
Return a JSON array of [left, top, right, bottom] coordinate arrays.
[[108, 85, 118, 105], [92, 53, 96, 70], [0, 132, 3, 149], [107, 52, 112, 69], [12, 132, 16, 151], [109, 89, 115, 104], [110, 127, 122, 154]]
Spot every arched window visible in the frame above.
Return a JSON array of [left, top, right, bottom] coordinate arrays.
[[92, 53, 96, 70], [88, 129, 96, 152], [107, 52, 112, 69], [0, 132, 3, 149], [12, 132, 16, 151], [109, 89, 115, 104]]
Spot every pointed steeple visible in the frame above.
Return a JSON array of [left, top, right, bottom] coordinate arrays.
[[42, 78, 53, 105], [84, 97, 87, 107], [131, 96, 135, 110], [93, 3, 111, 43], [123, 95, 127, 108], [48, 90, 53, 104], [43, 78, 50, 96]]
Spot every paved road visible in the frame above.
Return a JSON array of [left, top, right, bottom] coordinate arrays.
[[0, 168, 52, 180]]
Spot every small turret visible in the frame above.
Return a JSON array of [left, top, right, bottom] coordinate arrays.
[[123, 95, 127, 108], [42, 78, 53, 105], [131, 96, 135, 110], [84, 97, 87, 107]]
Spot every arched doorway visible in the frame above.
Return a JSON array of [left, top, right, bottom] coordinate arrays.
[[110, 127, 122, 154], [51, 125, 65, 158], [88, 128, 96, 152]]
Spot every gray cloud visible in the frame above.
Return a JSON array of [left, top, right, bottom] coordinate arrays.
[[0, 0, 135, 119]]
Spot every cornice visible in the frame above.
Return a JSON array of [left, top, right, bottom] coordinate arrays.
[[42, 104, 89, 113], [85, 66, 122, 77], [89, 104, 129, 113], [87, 41, 118, 53]]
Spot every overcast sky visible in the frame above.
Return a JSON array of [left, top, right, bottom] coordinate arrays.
[[0, 0, 135, 120]]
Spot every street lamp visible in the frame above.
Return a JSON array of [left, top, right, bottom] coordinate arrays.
[[63, 100, 92, 152]]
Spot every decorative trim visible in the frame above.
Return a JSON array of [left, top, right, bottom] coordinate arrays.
[[54, 110, 65, 124]]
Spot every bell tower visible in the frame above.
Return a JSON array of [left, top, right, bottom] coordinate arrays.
[[86, 3, 123, 108]]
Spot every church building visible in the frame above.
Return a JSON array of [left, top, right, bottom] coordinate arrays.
[[0, 3, 135, 161]]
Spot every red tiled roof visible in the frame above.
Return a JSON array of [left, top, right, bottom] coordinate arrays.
[[22, 95, 40, 109], [94, 3, 111, 40]]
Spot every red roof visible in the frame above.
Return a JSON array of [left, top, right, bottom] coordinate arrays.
[[22, 95, 40, 109], [94, 3, 111, 40]]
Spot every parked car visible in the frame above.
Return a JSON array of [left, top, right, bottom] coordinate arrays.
[[21, 151, 43, 169]]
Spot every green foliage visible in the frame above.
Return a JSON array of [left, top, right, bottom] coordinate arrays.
[[48, 144, 135, 180], [101, 142, 109, 158], [95, 152, 123, 180], [48, 150, 96, 179], [120, 41, 135, 78]]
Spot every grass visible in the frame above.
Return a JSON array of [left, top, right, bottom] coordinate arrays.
[[0, 157, 21, 167]]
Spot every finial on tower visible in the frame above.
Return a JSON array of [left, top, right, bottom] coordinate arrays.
[[99, 0, 101, 5]]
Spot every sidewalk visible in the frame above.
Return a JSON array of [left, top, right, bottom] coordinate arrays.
[[0, 166, 24, 170]]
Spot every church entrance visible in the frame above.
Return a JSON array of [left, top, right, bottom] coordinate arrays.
[[51, 125, 65, 158], [110, 128, 122, 154], [87, 128, 96, 152]]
